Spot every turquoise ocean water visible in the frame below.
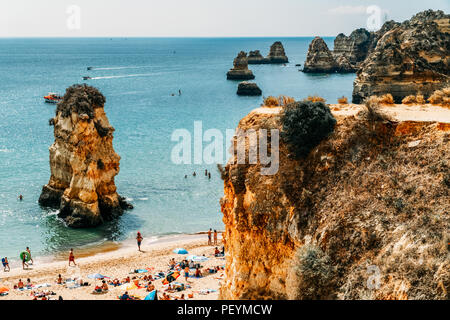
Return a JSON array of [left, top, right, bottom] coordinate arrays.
[[0, 37, 355, 261]]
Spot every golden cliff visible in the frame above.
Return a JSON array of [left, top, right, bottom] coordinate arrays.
[[39, 84, 132, 228], [219, 103, 449, 300]]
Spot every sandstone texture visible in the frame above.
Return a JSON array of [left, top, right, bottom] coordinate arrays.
[[237, 81, 262, 96], [247, 50, 267, 64], [39, 84, 132, 228], [266, 41, 289, 63], [353, 10, 450, 103], [247, 42, 289, 64], [219, 103, 450, 300], [227, 51, 255, 80], [303, 37, 338, 73]]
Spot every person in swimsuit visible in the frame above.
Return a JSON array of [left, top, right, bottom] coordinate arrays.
[[68, 248, 76, 266], [22, 253, 29, 270], [213, 230, 218, 245], [2, 257, 10, 272], [26, 247, 34, 264], [184, 266, 190, 282], [136, 231, 143, 252], [57, 274, 63, 284], [207, 228, 212, 245]]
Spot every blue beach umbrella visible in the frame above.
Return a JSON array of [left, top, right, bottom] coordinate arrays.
[[144, 290, 157, 300], [87, 273, 109, 279], [173, 248, 188, 255]]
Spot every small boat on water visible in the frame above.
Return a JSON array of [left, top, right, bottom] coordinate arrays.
[[83, 76, 92, 80], [44, 93, 62, 104]]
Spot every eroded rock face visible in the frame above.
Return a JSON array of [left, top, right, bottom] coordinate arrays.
[[267, 41, 289, 63], [236, 81, 262, 96], [333, 28, 372, 67], [353, 10, 450, 103], [39, 84, 132, 228], [247, 50, 267, 64], [303, 37, 338, 73], [219, 105, 449, 300], [227, 51, 255, 80]]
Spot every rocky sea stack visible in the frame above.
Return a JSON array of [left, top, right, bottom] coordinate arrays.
[[226, 51, 255, 80], [236, 82, 262, 96], [353, 10, 450, 103], [267, 41, 289, 63], [247, 50, 266, 64], [39, 84, 132, 228], [303, 37, 339, 73], [247, 42, 289, 64]]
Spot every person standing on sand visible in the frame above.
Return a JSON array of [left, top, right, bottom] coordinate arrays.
[[136, 231, 143, 252], [213, 230, 218, 245], [22, 252, 29, 270], [2, 257, 10, 272], [26, 247, 34, 264], [207, 228, 212, 245], [184, 266, 190, 283], [68, 248, 76, 266]]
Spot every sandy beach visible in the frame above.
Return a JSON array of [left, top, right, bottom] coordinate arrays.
[[0, 234, 224, 300]]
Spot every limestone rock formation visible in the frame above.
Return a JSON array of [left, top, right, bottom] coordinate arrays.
[[227, 51, 255, 80], [333, 28, 373, 67], [236, 81, 262, 96], [219, 104, 450, 300], [247, 50, 267, 64], [303, 37, 338, 73], [39, 84, 132, 228], [353, 10, 450, 103], [266, 41, 289, 63]]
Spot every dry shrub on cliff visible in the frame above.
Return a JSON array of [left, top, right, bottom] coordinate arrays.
[[428, 87, 450, 107], [281, 100, 336, 159], [402, 94, 426, 105], [262, 96, 280, 107], [363, 96, 391, 123], [57, 84, 106, 119], [377, 94, 395, 105], [337, 96, 348, 105], [262, 95, 295, 107], [293, 245, 336, 299], [306, 96, 326, 103]]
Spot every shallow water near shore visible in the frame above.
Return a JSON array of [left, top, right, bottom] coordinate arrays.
[[0, 37, 355, 262]]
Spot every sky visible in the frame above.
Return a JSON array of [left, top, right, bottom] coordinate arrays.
[[1, 0, 448, 37]]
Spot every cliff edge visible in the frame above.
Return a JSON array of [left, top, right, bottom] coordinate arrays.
[[219, 102, 449, 300]]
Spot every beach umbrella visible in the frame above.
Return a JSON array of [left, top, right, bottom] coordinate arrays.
[[144, 290, 157, 300], [173, 248, 188, 254], [87, 273, 109, 279], [19, 251, 31, 262], [0, 287, 9, 294], [187, 255, 208, 262]]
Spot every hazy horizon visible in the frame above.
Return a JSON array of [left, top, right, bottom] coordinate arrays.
[[1, 0, 448, 38]]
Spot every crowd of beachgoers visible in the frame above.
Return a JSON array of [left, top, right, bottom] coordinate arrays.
[[0, 231, 224, 300]]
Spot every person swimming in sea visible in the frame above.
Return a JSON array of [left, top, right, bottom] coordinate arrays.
[[205, 169, 208, 176], [179, 89, 182, 96], [193, 171, 196, 177], [208, 172, 211, 179], [18, 195, 23, 201], [184, 175, 187, 179]]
